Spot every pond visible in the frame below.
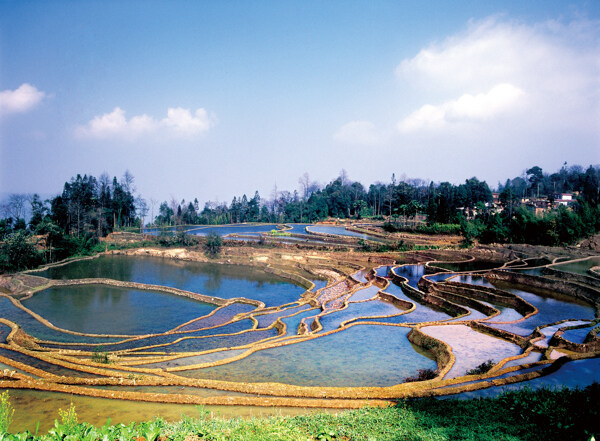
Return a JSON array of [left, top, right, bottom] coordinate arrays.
[[35, 255, 307, 308]]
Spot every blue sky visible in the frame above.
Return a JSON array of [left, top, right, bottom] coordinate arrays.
[[1, 0, 598, 206]]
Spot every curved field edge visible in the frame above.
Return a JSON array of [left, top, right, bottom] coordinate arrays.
[[1, 384, 598, 441]]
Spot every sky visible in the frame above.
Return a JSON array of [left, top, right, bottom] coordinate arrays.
[[0, 0, 599, 207]]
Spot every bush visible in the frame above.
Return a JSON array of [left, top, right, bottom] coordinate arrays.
[[466, 359, 495, 375], [204, 232, 222, 257], [91, 347, 109, 364], [404, 368, 438, 383]]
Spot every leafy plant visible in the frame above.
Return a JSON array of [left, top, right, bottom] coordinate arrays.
[[0, 391, 14, 433], [316, 426, 337, 441], [57, 402, 78, 433], [466, 359, 495, 375]]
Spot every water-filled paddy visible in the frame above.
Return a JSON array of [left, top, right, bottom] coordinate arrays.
[[393, 265, 426, 288], [36, 255, 306, 307], [143, 224, 282, 237], [432, 260, 504, 272], [0, 297, 120, 344], [135, 328, 280, 354], [181, 325, 436, 387], [318, 299, 404, 330], [447, 357, 600, 399], [486, 282, 595, 336], [280, 308, 319, 336], [421, 324, 523, 378], [3, 250, 599, 418], [548, 256, 600, 277], [347, 285, 380, 301], [362, 282, 452, 324], [561, 325, 596, 344], [23, 285, 217, 336], [306, 225, 380, 241], [8, 389, 334, 433]]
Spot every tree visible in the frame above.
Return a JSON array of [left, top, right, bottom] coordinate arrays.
[[28, 194, 46, 231], [204, 232, 222, 258], [7, 194, 27, 221], [0, 230, 41, 272]]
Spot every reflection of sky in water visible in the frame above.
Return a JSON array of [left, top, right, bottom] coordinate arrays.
[[319, 299, 403, 331], [393, 265, 426, 288], [562, 325, 597, 344], [36, 255, 306, 307], [422, 324, 523, 378], [443, 358, 600, 399], [534, 321, 590, 348], [488, 285, 595, 336], [549, 256, 600, 277], [185, 325, 436, 387]]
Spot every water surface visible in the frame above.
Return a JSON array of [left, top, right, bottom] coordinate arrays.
[[36, 255, 306, 307], [181, 325, 436, 387]]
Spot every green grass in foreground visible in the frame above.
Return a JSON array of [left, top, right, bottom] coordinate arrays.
[[0, 385, 599, 441]]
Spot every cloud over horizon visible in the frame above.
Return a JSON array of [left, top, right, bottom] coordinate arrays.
[[398, 83, 524, 132], [335, 16, 599, 145], [396, 16, 599, 134], [0, 83, 46, 117], [75, 106, 216, 140]]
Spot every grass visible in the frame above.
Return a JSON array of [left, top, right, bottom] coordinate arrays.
[[0, 384, 598, 440]]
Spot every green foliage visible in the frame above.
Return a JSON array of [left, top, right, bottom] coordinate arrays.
[[404, 368, 438, 383], [204, 232, 223, 258], [0, 391, 14, 433], [1, 385, 599, 440], [466, 359, 495, 375], [91, 347, 109, 364], [384, 222, 461, 235], [0, 230, 42, 273], [316, 426, 337, 441], [57, 402, 78, 433]]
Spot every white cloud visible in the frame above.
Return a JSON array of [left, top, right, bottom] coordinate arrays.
[[398, 83, 524, 132], [395, 17, 599, 133], [162, 107, 213, 135], [0, 83, 46, 117], [76, 106, 216, 140], [333, 120, 386, 145]]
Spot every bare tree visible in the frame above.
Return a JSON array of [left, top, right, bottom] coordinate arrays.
[[121, 170, 136, 194], [149, 198, 157, 226], [135, 196, 148, 232], [339, 169, 349, 187], [299, 173, 310, 201], [8, 194, 27, 220]]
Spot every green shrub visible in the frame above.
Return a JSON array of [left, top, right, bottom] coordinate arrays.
[[204, 232, 223, 257], [466, 359, 495, 375], [91, 347, 109, 364], [404, 368, 438, 383]]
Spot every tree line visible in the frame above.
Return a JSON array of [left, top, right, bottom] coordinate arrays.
[[1, 163, 599, 271], [0, 172, 140, 271]]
